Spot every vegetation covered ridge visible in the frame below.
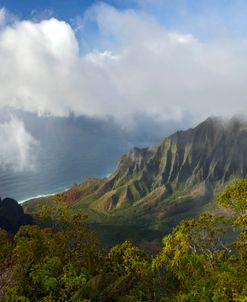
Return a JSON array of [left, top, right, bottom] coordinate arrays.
[[23, 116, 247, 245], [1, 179, 247, 301]]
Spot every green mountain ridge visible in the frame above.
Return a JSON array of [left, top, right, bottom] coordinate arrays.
[[24, 116, 247, 246]]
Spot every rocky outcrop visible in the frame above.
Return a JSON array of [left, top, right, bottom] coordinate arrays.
[[0, 198, 33, 234]]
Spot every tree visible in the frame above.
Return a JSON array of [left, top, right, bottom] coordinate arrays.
[[4, 205, 103, 301], [0, 229, 13, 301], [153, 179, 247, 301]]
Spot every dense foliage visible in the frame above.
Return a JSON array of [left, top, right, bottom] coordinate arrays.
[[1, 180, 247, 301]]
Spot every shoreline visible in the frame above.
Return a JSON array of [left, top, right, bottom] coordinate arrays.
[[19, 188, 70, 204], [18, 172, 113, 204]]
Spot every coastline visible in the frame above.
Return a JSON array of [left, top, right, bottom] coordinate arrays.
[[18, 171, 113, 204], [19, 188, 69, 204]]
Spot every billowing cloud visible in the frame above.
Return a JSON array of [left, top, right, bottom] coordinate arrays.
[[0, 3, 247, 126], [0, 117, 38, 172]]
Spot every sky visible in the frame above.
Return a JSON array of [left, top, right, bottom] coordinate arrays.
[[0, 0, 247, 171]]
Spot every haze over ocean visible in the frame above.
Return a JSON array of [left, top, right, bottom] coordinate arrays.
[[0, 111, 187, 202], [0, 113, 126, 201]]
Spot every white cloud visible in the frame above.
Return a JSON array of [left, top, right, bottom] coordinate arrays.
[[0, 4, 246, 127], [0, 117, 38, 172]]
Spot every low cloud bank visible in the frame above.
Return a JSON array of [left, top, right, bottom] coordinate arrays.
[[0, 117, 38, 172]]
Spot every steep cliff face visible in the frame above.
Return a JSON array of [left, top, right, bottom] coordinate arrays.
[[77, 117, 247, 212], [118, 118, 246, 183], [24, 116, 247, 238]]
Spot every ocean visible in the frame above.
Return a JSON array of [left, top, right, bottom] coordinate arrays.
[[0, 111, 187, 202], [0, 114, 128, 202], [0, 112, 173, 202]]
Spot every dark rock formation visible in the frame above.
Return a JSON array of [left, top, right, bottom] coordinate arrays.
[[0, 198, 33, 234]]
